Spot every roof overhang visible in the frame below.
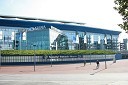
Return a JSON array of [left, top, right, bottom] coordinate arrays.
[[0, 15, 85, 25]]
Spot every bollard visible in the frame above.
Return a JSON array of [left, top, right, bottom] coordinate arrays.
[[113, 57, 116, 63], [84, 60, 86, 66]]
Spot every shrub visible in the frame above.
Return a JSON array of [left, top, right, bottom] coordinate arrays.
[[1, 50, 116, 56]]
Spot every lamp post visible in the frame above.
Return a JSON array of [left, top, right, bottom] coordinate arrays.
[[89, 44, 91, 65], [89, 35, 94, 65], [50, 46, 53, 67], [33, 44, 36, 71], [50, 57, 53, 67], [104, 44, 107, 69], [0, 46, 1, 69], [84, 33, 87, 65], [104, 35, 107, 69]]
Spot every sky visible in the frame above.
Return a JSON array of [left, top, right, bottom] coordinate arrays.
[[0, 0, 127, 40]]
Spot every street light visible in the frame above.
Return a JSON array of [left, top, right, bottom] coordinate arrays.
[[89, 44, 91, 65], [33, 44, 36, 71], [84, 33, 87, 65], [0, 46, 1, 69], [104, 44, 107, 69], [0, 30, 3, 69], [49, 46, 53, 67], [104, 35, 107, 69], [89, 35, 94, 65], [50, 57, 53, 67]]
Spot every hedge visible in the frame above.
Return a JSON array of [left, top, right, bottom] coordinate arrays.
[[1, 50, 116, 56]]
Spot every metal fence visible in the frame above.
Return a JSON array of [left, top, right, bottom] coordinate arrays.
[[1, 54, 115, 64]]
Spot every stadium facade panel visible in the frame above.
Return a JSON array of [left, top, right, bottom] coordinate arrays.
[[0, 17, 120, 50]]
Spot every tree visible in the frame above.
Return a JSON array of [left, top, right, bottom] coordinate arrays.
[[114, 0, 128, 31]]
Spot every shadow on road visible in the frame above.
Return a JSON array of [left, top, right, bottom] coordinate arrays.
[[90, 68, 106, 75]]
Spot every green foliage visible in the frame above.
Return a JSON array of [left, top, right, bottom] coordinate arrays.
[[1, 50, 116, 56], [114, 0, 128, 31]]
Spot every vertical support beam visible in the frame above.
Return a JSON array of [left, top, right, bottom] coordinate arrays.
[[56, 41, 57, 50], [84, 32, 87, 50], [26, 30, 27, 50], [3, 32, 5, 50], [110, 34, 113, 50], [14, 31, 16, 50], [20, 32, 22, 51]]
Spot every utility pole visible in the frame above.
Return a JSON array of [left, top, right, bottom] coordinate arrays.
[[33, 44, 36, 71], [104, 35, 107, 69], [0, 46, 1, 69]]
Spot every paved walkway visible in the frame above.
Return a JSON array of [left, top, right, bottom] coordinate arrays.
[[0, 59, 128, 85]]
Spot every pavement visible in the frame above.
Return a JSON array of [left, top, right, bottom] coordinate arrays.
[[0, 59, 128, 85]]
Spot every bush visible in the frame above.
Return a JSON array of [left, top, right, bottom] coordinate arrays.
[[1, 50, 116, 56]]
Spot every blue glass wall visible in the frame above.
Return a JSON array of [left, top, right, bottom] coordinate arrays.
[[0, 26, 18, 50], [17, 29, 50, 50], [63, 30, 119, 50], [0, 26, 119, 51], [0, 18, 121, 50]]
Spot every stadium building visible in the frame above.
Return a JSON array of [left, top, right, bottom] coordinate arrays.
[[0, 15, 121, 50]]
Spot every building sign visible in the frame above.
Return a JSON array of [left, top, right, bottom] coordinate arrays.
[[29, 26, 47, 31]]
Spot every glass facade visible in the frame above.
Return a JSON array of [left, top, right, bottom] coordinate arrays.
[[49, 27, 69, 50], [16, 29, 50, 50], [0, 26, 18, 50], [63, 30, 119, 50], [14, 27, 69, 50], [0, 26, 120, 51]]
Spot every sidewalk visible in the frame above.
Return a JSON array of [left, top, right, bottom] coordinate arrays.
[[0, 59, 128, 74], [0, 59, 128, 85]]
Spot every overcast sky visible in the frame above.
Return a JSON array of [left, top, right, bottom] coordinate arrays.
[[0, 0, 127, 40]]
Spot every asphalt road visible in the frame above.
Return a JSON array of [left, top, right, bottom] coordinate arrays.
[[0, 73, 128, 85]]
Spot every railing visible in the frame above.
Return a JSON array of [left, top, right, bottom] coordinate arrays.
[[1, 55, 115, 64]]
